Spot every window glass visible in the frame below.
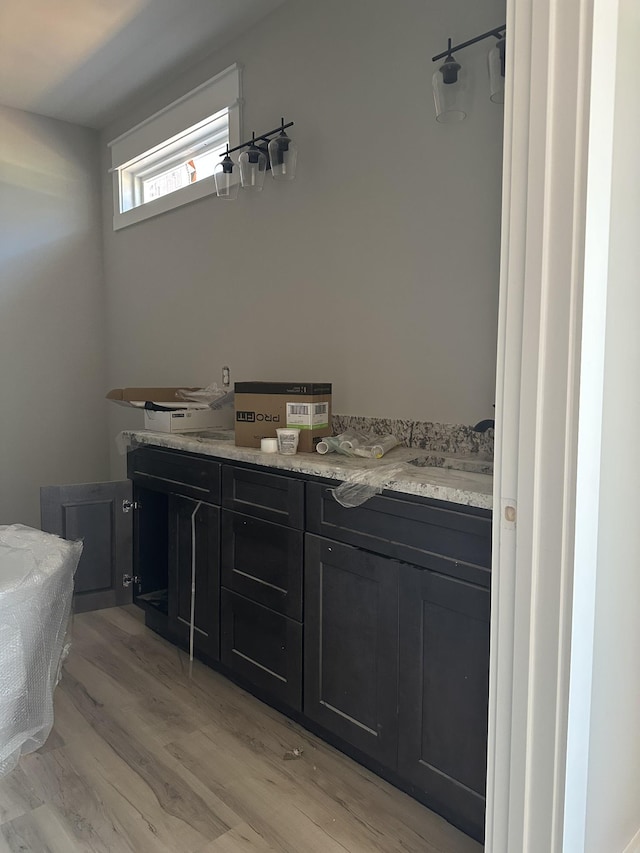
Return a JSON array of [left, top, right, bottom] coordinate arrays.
[[109, 65, 241, 229]]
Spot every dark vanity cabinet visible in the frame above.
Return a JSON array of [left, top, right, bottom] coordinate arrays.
[[119, 446, 491, 842], [219, 466, 305, 710]]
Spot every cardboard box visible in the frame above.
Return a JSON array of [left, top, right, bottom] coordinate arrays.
[[106, 387, 199, 406], [106, 387, 234, 433], [142, 408, 230, 433], [234, 382, 332, 452]]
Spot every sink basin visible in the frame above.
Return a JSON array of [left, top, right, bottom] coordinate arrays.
[[408, 452, 493, 475]]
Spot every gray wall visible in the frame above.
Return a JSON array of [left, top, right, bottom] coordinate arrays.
[[102, 0, 504, 471], [0, 105, 109, 527]]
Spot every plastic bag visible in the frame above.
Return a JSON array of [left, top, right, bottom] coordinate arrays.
[[331, 463, 406, 507], [177, 382, 234, 410], [0, 525, 81, 778]]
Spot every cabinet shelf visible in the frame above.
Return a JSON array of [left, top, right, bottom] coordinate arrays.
[[136, 587, 168, 615]]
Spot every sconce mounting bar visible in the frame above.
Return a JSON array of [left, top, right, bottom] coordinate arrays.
[[224, 121, 294, 157], [432, 24, 506, 62]]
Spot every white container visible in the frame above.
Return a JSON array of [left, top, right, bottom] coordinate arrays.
[[276, 428, 300, 455], [261, 437, 278, 453], [143, 408, 232, 433]]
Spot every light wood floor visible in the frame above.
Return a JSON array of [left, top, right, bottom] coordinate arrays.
[[0, 606, 483, 853]]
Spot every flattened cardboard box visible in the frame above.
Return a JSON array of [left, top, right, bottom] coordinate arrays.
[[106, 387, 199, 405], [234, 382, 332, 452]]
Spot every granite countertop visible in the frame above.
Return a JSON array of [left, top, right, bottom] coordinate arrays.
[[123, 429, 493, 510]]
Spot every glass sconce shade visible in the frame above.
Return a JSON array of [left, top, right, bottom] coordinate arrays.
[[214, 154, 239, 200], [488, 37, 506, 104], [239, 141, 267, 191], [432, 57, 469, 122], [268, 130, 297, 180]]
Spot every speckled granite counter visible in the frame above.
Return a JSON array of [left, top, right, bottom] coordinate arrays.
[[122, 430, 493, 510]]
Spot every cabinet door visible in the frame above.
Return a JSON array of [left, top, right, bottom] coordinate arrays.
[[40, 481, 133, 613], [398, 565, 490, 842], [167, 496, 220, 662], [221, 510, 303, 619], [304, 534, 399, 769]]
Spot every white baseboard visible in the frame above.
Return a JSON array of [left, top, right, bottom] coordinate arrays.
[[623, 826, 640, 853]]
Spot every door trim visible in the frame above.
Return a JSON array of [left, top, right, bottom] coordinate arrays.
[[488, 0, 621, 849]]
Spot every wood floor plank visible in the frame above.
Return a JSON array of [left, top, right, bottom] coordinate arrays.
[[197, 697, 481, 853], [167, 726, 460, 853], [59, 669, 235, 844], [19, 748, 137, 853], [0, 812, 54, 853], [96, 605, 146, 635], [0, 803, 85, 853], [1, 607, 481, 853], [35, 728, 66, 756], [62, 731, 230, 853], [200, 822, 277, 852], [0, 766, 43, 826], [66, 640, 209, 742], [47, 679, 95, 747]]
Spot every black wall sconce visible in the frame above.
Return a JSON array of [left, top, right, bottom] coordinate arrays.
[[214, 118, 297, 200], [432, 26, 506, 122]]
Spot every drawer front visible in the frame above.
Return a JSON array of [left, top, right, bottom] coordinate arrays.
[[222, 466, 304, 528], [220, 589, 302, 711], [306, 482, 491, 584], [221, 510, 303, 619], [128, 448, 220, 503]]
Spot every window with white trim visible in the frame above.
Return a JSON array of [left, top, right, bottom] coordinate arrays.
[[109, 64, 241, 230]]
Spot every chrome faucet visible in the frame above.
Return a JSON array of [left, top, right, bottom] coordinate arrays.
[[473, 419, 495, 432]]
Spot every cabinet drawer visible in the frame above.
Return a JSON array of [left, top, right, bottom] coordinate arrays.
[[221, 510, 303, 619], [306, 482, 491, 584], [128, 448, 220, 503], [220, 589, 302, 711], [222, 466, 304, 528]]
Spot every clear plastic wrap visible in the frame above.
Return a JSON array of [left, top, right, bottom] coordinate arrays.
[[331, 463, 407, 507], [0, 525, 81, 778], [177, 382, 234, 410], [352, 434, 399, 459], [317, 431, 400, 458], [315, 432, 362, 454], [315, 436, 341, 454]]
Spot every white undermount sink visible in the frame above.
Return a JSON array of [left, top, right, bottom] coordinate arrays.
[[408, 452, 493, 475]]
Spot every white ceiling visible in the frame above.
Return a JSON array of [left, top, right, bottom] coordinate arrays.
[[0, 0, 285, 128]]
